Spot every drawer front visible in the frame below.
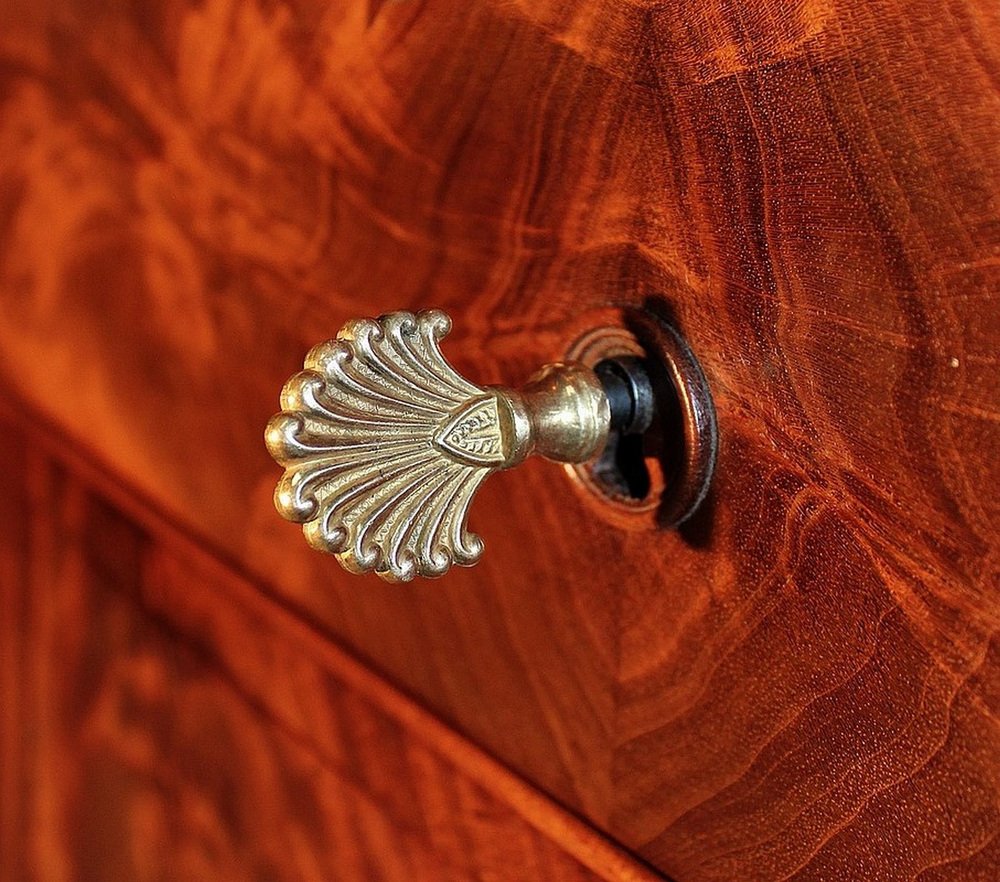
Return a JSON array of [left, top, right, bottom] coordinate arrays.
[[0, 419, 657, 882], [1, 2, 998, 880]]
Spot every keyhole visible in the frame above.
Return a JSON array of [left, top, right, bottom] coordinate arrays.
[[589, 430, 651, 500]]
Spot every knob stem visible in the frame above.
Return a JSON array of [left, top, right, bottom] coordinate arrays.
[[594, 356, 655, 435], [496, 364, 610, 467]]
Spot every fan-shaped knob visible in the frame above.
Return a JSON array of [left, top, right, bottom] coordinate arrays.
[[264, 309, 641, 582]]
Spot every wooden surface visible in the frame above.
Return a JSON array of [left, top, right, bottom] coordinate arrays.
[[0, 416, 662, 882], [1, 1, 999, 880]]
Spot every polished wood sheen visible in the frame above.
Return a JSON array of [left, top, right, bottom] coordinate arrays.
[[0, 417, 661, 882], [1, 1, 998, 880]]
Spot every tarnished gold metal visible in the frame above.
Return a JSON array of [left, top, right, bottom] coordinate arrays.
[[265, 309, 610, 582]]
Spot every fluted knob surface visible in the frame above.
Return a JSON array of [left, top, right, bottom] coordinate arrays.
[[265, 310, 609, 581]]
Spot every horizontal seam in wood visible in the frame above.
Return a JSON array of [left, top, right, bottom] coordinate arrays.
[[0, 384, 667, 882]]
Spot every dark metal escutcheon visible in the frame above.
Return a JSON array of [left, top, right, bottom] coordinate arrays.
[[562, 306, 718, 530]]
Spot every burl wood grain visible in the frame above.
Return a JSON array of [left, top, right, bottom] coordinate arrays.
[[0, 421, 661, 882], [1, 1, 998, 880]]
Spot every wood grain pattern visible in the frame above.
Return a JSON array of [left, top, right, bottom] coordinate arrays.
[[1, 1, 998, 879], [0, 416, 661, 882]]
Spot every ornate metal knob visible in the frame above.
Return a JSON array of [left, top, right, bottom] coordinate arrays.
[[265, 309, 624, 582]]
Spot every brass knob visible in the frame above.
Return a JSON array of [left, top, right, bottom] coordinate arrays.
[[265, 309, 628, 582]]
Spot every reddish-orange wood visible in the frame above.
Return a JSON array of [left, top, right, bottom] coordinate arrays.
[[1, 1, 998, 880], [0, 417, 661, 882]]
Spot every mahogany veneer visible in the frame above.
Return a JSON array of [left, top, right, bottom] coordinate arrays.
[[1, 1, 998, 879]]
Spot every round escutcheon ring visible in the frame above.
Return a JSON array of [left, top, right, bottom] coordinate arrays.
[[561, 306, 718, 532]]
